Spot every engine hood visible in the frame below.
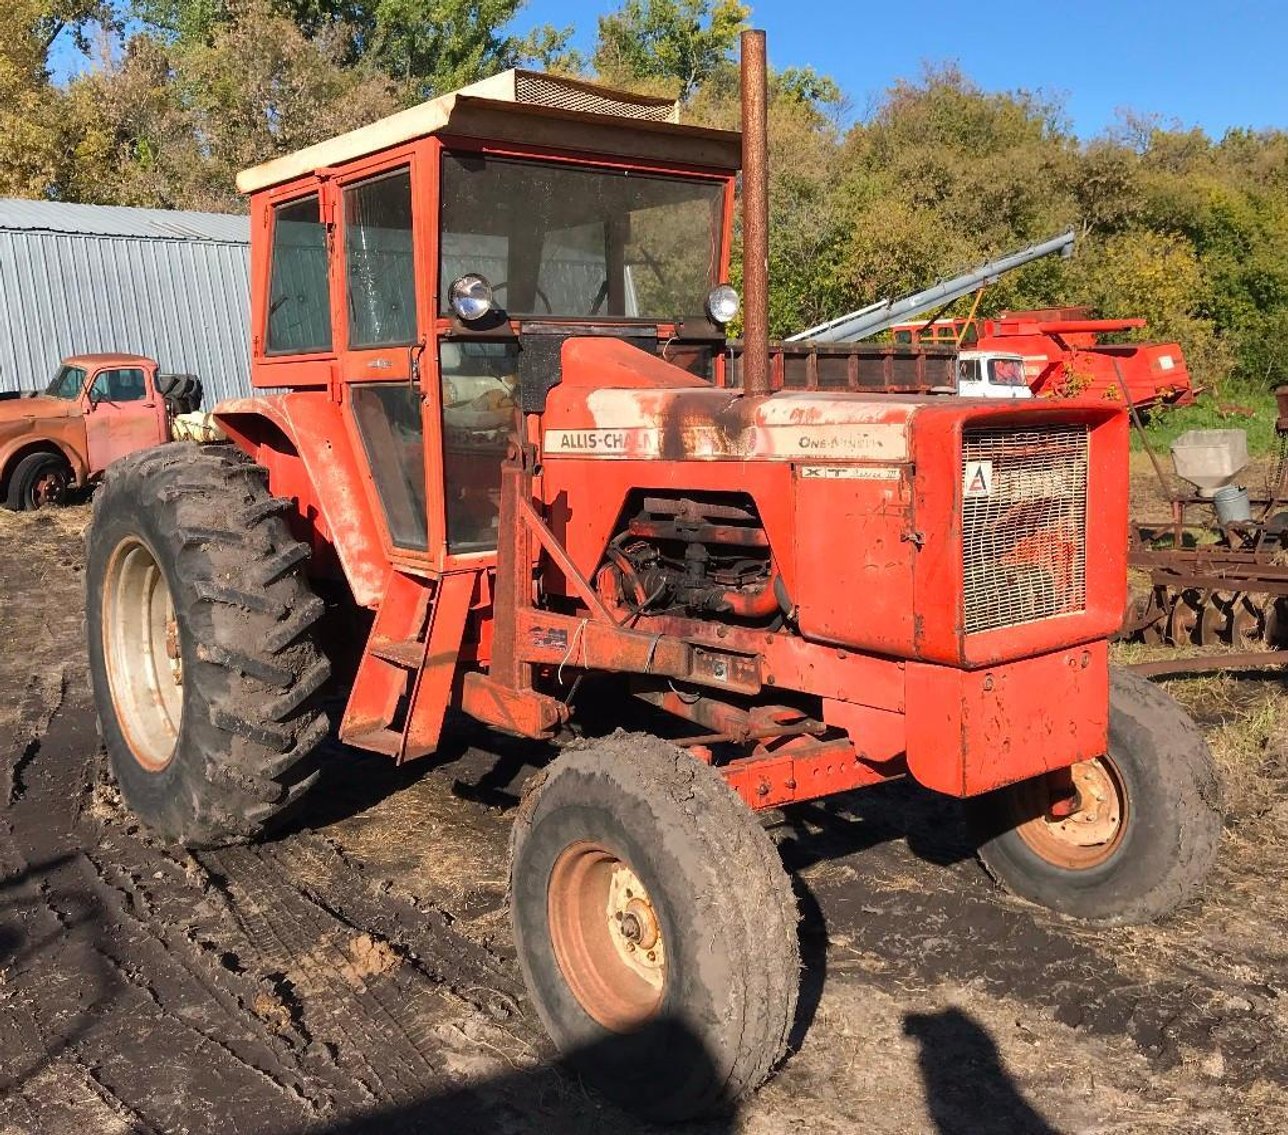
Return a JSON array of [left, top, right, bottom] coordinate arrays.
[[543, 337, 921, 464], [0, 395, 79, 425]]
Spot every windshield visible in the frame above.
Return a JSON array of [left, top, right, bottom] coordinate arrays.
[[45, 365, 86, 399], [988, 358, 1027, 387], [440, 153, 726, 322]]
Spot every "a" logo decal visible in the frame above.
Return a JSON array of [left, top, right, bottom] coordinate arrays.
[[964, 459, 994, 497]]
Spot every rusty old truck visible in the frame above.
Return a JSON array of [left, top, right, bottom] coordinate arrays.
[[0, 353, 203, 510]]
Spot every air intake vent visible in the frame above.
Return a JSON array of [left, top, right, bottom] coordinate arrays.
[[513, 72, 680, 123], [961, 425, 1089, 635]]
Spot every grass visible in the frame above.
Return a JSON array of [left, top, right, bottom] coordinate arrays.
[[1109, 646, 1288, 828], [1134, 383, 1280, 456]]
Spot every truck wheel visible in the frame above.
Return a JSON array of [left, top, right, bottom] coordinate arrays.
[[6, 451, 71, 510], [967, 669, 1221, 924], [86, 444, 331, 848], [510, 733, 799, 1121]]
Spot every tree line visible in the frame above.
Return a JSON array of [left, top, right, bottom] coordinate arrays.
[[3, 0, 1286, 396]]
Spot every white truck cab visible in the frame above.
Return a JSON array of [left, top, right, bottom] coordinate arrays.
[[957, 350, 1033, 400]]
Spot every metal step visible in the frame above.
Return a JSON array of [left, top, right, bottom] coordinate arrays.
[[367, 635, 426, 668], [339, 724, 405, 757]]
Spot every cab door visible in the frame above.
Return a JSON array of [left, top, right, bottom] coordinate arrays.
[[83, 366, 167, 474], [335, 147, 440, 564]]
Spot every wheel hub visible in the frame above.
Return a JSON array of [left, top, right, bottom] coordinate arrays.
[[548, 842, 667, 1032], [32, 470, 67, 506], [608, 866, 665, 978], [1015, 756, 1128, 870]]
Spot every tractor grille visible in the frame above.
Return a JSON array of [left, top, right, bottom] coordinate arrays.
[[961, 425, 1089, 635]]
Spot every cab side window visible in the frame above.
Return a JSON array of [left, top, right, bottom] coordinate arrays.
[[345, 168, 417, 348], [350, 384, 428, 551], [267, 194, 333, 355], [90, 368, 148, 402]]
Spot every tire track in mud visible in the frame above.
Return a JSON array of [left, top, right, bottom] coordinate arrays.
[[195, 834, 528, 1113], [2, 686, 538, 1134], [2, 698, 322, 1134]]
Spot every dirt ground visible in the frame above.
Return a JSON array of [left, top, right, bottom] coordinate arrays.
[[1, 480, 1286, 1135]]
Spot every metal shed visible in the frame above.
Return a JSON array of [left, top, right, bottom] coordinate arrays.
[[0, 199, 252, 406]]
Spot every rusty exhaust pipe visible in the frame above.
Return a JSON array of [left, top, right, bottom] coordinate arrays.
[[740, 29, 770, 397]]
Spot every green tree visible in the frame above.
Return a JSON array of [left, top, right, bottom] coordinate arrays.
[[134, 0, 572, 95], [593, 0, 747, 101], [0, 2, 110, 198], [62, 0, 401, 209]]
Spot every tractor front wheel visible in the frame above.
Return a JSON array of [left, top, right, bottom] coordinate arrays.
[[509, 733, 799, 1121], [86, 444, 331, 848], [967, 669, 1221, 924]]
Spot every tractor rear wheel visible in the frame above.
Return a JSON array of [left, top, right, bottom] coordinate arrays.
[[86, 444, 331, 848], [509, 733, 799, 1121], [5, 451, 72, 510], [966, 669, 1221, 924]]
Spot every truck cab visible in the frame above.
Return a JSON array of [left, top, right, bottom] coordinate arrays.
[[956, 350, 1033, 400], [0, 353, 174, 509]]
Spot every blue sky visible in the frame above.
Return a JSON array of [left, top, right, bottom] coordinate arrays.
[[50, 1, 1286, 139], [517, 0, 1287, 138]]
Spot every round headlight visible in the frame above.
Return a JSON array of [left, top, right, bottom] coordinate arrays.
[[450, 274, 494, 321], [706, 283, 740, 325]]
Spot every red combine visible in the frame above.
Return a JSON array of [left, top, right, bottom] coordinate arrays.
[[82, 33, 1220, 1120], [893, 306, 1196, 409]]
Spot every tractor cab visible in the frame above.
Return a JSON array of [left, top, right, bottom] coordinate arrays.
[[231, 70, 741, 572]]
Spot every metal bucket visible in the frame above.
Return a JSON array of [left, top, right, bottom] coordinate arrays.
[[1213, 484, 1252, 525]]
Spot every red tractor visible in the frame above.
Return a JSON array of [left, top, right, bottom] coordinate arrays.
[[85, 34, 1220, 1121]]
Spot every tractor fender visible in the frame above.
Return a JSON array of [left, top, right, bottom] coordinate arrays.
[[213, 395, 388, 607]]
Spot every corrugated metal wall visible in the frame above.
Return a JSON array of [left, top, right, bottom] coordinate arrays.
[[0, 227, 252, 406]]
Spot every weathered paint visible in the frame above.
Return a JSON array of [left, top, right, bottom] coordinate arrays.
[[0, 353, 170, 493]]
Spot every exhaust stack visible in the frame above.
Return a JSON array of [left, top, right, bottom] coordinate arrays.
[[740, 29, 770, 397]]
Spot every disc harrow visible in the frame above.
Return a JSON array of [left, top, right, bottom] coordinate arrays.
[[1125, 388, 1288, 652]]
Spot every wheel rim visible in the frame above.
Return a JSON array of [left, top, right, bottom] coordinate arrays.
[[1012, 756, 1128, 870], [102, 537, 184, 772], [30, 467, 68, 507], [547, 841, 667, 1032]]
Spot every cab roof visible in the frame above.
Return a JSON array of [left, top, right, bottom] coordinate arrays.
[[236, 69, 744, 195], [63, 352, 153, 368]]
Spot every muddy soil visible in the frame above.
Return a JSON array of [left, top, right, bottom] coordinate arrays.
[[1, 497, 1286, 1135]]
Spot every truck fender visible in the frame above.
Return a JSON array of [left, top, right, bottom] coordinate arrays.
[[213, 395, 388, 607], [0, 432, 90, 491]]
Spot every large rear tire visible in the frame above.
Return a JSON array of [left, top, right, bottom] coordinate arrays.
[[86, 444, 331, 848], [509, 733, 799, 1122], [967, 669, 1221, 924]]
